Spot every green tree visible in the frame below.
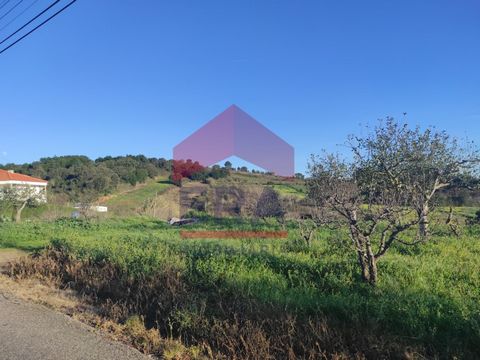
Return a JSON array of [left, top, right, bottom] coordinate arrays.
[[308, 153, 419, 285], [349, 118, 479, 238], [0, 186, 42, 222]]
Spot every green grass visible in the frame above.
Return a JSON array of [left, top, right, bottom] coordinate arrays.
[[104, 177, 172, 215], [271, 183, 306, 198], [1, 215, 479, 356], [0, 203, 74, 222]]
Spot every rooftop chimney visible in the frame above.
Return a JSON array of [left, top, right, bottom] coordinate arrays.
[[7, 170, 14, 173]]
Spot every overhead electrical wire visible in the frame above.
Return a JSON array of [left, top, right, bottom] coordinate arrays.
[[0, 0, 11, 11], [0, 0, 77, 55], [0, 0, 41, 33], [0, 0, 60, 46], [0, 0, 25, 22]]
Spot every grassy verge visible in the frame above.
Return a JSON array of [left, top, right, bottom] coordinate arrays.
[[2, 217, 480, 358]]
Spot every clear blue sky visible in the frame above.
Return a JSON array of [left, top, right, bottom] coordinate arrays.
[[1, 0, 479, 173]]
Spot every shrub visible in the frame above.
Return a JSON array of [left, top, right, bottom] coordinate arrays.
[[467, 210, 480, 225], [255, 187, 284, 219]]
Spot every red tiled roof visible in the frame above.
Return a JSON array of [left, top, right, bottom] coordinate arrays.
[[0, 169, 48, 184]]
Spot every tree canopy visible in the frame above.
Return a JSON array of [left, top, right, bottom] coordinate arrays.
[[0, 155, 171, 201]]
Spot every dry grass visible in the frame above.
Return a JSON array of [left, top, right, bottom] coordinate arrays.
[[100, 176, 173, 218], [0, 267, 203, 360], [142, 186, 181, 220], [0, 273, 81, 311], [0, 249, 28, 271]]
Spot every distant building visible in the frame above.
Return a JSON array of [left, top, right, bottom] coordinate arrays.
[[0, 169, 48, 203], [71, 204, 107, 219], [73, 205, 108, 212]]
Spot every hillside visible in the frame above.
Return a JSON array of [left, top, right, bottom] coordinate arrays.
[[0, 155, 171, 202], [93, 171, 305, 220], [216, 171, 306, 198], [100, 176, 174, 217]]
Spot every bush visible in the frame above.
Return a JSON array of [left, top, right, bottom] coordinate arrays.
[[467, 210, 480, 225], [255, 187, 285, 219]]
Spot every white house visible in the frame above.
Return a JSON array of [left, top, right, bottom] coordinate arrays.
[[0, 169, 48, 203]]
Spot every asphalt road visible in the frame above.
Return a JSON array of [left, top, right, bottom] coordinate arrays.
[[0, 292, 150, 360]]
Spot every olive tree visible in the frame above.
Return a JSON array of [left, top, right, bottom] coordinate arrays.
[[349, 118, 479, 238], [0, 185, 41, 222], [308, 153, 420, 285]]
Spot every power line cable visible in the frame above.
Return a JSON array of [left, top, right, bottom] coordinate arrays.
[[0, 0, 11, 11], [0, 0, 60, 46], [0, 0, 24, 22], [0, 0, 40, 33], [0, 0, 77, 55]]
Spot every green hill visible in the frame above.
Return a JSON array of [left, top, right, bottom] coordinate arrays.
[[102, 177, 174, 217]]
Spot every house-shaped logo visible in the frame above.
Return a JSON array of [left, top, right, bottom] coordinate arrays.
[[173, 105, 294, 177]]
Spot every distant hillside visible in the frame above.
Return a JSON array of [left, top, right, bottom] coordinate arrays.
[[2, 155, 477, 221], [169, 171, 307, 219], [216, 171, 306, 198], [1, 155, 304, 220], [0, 155, 171, 202], [83, 171, 306, 220], [100, 176, 175, 218]]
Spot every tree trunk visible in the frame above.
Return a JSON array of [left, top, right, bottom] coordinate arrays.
[[366, 256, 378, 285], [13, 201, 28, 223], [418, 204, 430, 239], [355, 250, 378, 285], [365, 238, 378, 285], [356, 251, 369, 282], [350, 227, 377, 284], [349, 211, 378, 285]]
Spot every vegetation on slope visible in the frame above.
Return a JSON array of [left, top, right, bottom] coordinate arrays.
[[102, 177, 173, 216], [1, 119, 479, 358], [2, 217, 480, 358], [0, 155, 171, 201]]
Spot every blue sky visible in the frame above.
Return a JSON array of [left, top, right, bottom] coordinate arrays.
[[0, 0, 479, 173]]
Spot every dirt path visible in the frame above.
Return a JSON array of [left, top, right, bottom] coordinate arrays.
[[0, 293, 150, 360]]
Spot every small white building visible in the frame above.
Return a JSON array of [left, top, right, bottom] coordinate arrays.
[[73, 205, 108, 213], [0, 169, 48, 203]]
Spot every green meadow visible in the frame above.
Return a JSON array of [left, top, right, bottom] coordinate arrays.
[[1, 215, 479, 357]]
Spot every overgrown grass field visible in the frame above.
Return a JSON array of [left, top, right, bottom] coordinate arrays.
[[1, 216, 479, 358], [104, 177, 172, 216]]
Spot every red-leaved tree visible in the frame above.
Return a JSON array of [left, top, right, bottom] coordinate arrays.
[[171, 160, 205, 186]]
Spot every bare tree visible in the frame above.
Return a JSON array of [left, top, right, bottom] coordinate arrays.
[[349, 118, 479, 238], [0, 185, 42, 223], [308, 154, 420, 285], [74, 192, 100, 219]]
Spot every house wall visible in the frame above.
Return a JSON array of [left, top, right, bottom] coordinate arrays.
[[0, 182, 48, 203]]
